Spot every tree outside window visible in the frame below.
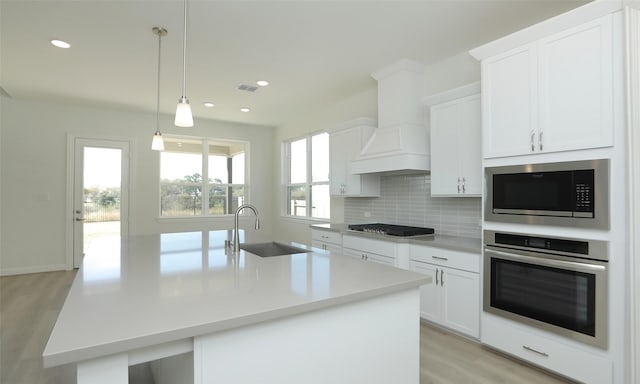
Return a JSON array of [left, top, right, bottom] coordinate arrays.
[[160, 136, 247, 217], [283, 132, 330, 219]]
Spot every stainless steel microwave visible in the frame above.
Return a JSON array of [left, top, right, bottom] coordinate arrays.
[[485, 159, 609, 229]]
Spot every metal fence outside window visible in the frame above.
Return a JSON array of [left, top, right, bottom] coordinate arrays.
[[83, 201, 120, 222]]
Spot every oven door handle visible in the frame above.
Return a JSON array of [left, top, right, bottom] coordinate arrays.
[[484, 246, 607, 274]]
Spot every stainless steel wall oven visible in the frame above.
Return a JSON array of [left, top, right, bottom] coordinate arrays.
[[484, 230, 608, 348], [485, 159, 609, 229]]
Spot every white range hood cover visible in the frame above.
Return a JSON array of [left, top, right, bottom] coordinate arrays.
[[351, 59, 429, 174]]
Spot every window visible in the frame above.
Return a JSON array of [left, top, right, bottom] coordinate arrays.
[[283, 132, 330, 219], [160, 136, 247, 217]]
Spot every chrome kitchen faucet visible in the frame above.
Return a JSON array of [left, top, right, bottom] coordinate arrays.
[[232, 204, 260, 253]]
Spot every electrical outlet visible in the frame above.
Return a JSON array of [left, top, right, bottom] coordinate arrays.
[[364, 211, 371, 218]]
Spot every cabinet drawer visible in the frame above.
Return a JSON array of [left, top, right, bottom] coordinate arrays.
[[342, 235, 396, 257], [410, 244, 479, 273], [482, 315, 612, 384], [343, 247, 394, 265], [311, 230, 342, 245]]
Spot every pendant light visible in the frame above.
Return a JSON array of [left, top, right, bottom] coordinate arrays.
[[152, 27, 167, 151], [174, 0, 194, 127]]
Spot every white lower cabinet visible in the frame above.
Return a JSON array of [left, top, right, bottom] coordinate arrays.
[[310, 229, 342, 254], [341, 234, 408, 268], [482, 314, 613, 384], [342, 247, 394, 266], [409, 244, 480, 339]]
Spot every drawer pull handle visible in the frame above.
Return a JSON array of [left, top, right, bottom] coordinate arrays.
[[523, 345, 549, 357], [432, 256, 449, 261], [435, 268, 439, 285]]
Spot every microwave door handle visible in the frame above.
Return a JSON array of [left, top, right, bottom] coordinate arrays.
[[484, 247, 606, 274]]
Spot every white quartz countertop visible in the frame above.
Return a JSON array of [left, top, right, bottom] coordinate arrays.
[[311, 224, 481, 254], [43, 230, 429, 367]]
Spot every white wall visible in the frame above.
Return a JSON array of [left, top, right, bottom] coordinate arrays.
[[0, 98, 274, 275], [271, 52, 480, 246], [422, 52, 480, 96]]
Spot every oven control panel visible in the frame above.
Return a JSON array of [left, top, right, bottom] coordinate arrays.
[[484, 230, 608, 261]]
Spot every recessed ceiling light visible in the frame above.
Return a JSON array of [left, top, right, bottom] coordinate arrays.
[[203, 102, 215, 108], [51, 39, 71, 49], [240, 107, 250, 113], [256, 80, 269, 87]]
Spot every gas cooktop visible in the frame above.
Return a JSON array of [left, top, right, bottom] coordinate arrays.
[[347, 223, 435, 237]]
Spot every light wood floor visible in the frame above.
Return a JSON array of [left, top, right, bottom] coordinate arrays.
[[1, 270, 575, 384], [420, 323, 574, 384], [1, 270, 77, 384]]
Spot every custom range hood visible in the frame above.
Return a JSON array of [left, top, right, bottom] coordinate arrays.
[[351, 59, 429, 175]]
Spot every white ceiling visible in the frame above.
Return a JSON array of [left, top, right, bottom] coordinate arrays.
[[1, 0, 588, 128]]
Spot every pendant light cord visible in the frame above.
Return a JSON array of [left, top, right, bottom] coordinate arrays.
[[181, 0, 188, 97], [156, 29, 162, 132]]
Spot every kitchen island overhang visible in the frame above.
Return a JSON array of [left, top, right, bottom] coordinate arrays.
[[43, 231, 430, 383]]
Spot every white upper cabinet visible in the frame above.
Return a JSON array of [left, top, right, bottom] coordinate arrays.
[[329, 119, 380, 197], [538, 15, 614, 153], [427, 84, 481, 196], [482, 45, 538, 158], [479, 14, 615, 158]]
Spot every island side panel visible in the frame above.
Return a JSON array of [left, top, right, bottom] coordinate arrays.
[[77, 353, 128, 384], [194, 288, 421, 384]]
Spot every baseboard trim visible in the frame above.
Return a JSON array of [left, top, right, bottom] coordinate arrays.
[[0, 264, 69, 277]]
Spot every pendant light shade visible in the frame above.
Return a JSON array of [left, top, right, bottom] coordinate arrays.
[[175, 96, 193, 127], [152, 131, 165, 151], [175, 0, 194, 127], [152, 26, 167, 151]]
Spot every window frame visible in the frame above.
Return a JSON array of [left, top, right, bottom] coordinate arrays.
[[282, 131, 330, 221], [158, 134, 250, 219]]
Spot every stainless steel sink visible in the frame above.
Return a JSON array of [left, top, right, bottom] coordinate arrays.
[[240, 242, 312, 257]]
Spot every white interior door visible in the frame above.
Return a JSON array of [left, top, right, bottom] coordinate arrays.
[[72, 138, 130, 268]]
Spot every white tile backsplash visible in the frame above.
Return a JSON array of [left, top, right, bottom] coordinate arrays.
[[344, 174, 481, 238]]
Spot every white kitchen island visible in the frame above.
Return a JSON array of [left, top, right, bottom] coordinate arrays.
[[43, 230, 429, 384]]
